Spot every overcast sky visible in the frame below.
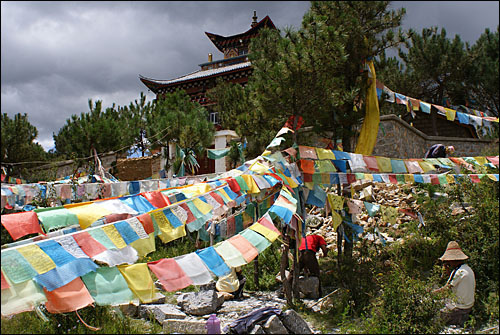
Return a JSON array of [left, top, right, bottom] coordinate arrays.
[[2, 1, 499, 151]]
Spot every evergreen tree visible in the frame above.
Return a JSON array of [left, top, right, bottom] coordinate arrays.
[[211, 1, 405, 156], [53, 100, 129, 159], [466, 26, 499, 116], [146, 90, 215, 174], [1, 113, 47, 177]]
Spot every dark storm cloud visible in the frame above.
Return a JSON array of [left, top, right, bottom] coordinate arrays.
[[1, 1, 498, 151]]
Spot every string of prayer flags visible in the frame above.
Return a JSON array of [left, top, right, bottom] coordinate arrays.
[[147, 258, 193, 292], [81, 266, 134, 306], [174, 253, 214, 286], [118, 263, 158, 304], [44, 277, 94, 314], [195, 247, 231, 277]]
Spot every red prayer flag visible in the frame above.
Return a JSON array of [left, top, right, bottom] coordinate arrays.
[[388, 174, 398, 184], [142, 191, 170, 208], [258, 215, 281, 235], [363, 156, 380, 172], [487, 156, 499, 166], [136, 213, 155, 235], [1, 211, 45, 241], [469, 175, 481, 183], [1, 270, 10, 290], [147, 258, 192, 292], [224, 178, 241, 194], [302, 173, 313, 182], [347, 173, 356, 184], [179, 203, 196, 224], [73, 232, 107, 258], [284, 115, 304, 131], [430, 174, 440, 185], [44, 277, 94, 313]]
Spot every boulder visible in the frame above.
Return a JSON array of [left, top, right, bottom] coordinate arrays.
[[118, 301, 139, 317], [250, 324, 266, 334], [177, 289, 225, 316], [297, 276, 320, 299], [263, 314, 289, 334], [139, 304, 187, 323], [163, 319, 207, 334], [280, 309, 313, 334]]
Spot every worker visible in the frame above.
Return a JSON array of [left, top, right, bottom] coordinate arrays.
[[215, 267, 246, 300], [432, 241, 476, 326], [425, 144, 455, 158], [298, 234, 328, 297]]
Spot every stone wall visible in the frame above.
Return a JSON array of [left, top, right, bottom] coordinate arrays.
[[116, 155, 162, 181], [372, 115, 498, 158]]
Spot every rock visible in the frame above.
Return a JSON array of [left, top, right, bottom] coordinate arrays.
[[177, 289, 224, 316], [280, 309, 313, 334], [118, 301, 139, 317], [138, 304, 187, 323], [297, 276, 320, 299], [250, 324, 266, 334], [163, 319, 207, 334], [263, 314, 289, 334]]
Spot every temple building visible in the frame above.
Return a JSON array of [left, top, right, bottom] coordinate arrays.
[[139, 12, 276, 175], [139, 12, 276, 127]]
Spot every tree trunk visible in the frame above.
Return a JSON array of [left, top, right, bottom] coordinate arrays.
[[254, 255, 259, 290]]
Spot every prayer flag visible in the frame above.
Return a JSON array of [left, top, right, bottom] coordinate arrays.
[[147, 258, 193, 292], [1, 211, 44, 241], [44, 277, 94, 313], [195, 246, 231, 277], [81, 266, 135, 306], [118, 263, 158, 303]]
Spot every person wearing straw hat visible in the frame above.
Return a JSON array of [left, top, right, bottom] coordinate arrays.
[[432, 241, 475, 326]]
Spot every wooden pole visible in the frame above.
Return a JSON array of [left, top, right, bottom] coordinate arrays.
[[280, 234, 293, 305]]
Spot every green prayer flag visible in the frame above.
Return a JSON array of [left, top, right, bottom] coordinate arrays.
[[207, 148, 230, 160]]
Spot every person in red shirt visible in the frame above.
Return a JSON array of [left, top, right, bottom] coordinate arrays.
[[298, 234, 328, 296]]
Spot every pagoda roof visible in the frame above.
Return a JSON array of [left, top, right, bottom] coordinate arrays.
[[205, 15, 276, 53], [139, 61, 251, 90]]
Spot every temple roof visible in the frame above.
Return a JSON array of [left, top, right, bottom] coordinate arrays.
[[139, 61, 251, 89], [205, 15, 276, 53]]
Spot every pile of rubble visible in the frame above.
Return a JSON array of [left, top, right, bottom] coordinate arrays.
[[117, 284, 319, 334], [307, 181, 427, 251]]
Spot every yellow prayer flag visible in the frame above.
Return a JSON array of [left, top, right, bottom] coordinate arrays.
[[65, 203, 112, 229], [473, 157, 488, 165], [418, 161, 436, 173], [249, 223, 280, 242], [327, 194, 344, 210], [17, 245, 56, 274], [446, 175, 456, 184], [102, 225, 127, 249], [315, 148, 336, 160], [364, 174, 374, 181], [355, 60, 380, 155], [332, 210, 342, 230], [249, 162, 270, 174], [445, 108, 456, 121], [375, 157, 393, 173], [192, 198, 213, 215], [118, 263, 158, 304], [129, 233, 156, 258], [241, 175, 261, 194], [404, 174, 414, 183], [151, 211, 186, 243]]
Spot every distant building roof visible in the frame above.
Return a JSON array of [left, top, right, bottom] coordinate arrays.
[[139, 61, 251, 89]]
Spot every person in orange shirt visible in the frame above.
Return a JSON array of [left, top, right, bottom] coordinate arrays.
[[298, 234, 328, 296]]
